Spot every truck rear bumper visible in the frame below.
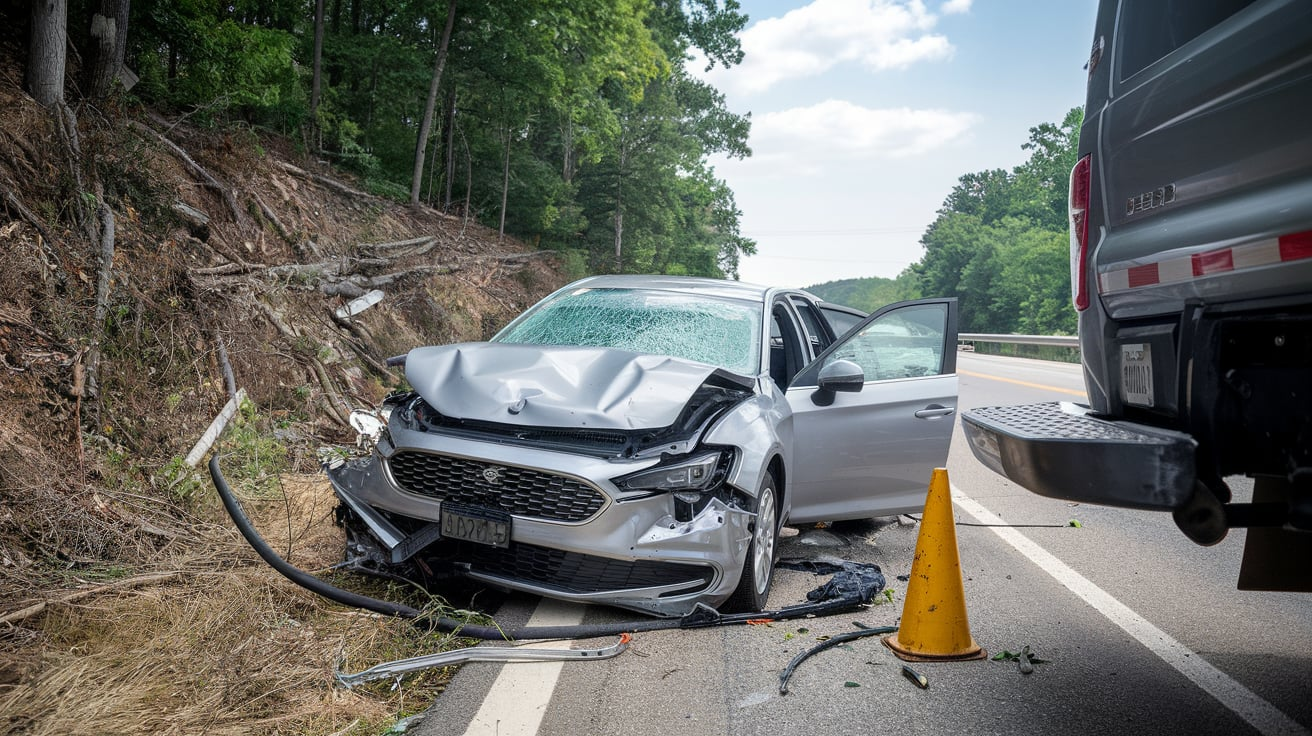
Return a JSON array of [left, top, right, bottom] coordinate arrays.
[[961, 402, 1197, 511]]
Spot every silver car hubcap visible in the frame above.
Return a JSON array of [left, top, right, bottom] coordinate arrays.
[[753, 487, 777, 594]]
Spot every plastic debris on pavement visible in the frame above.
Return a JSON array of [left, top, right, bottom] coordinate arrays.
[[778, 556, 887, 604]]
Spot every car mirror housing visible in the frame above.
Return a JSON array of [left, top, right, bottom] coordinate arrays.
[[811, 359, 865, 405]]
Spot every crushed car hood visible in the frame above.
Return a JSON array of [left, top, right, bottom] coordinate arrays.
[[404, 343, 754, 430]]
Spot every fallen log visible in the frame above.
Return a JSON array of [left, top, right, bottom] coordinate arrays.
[[172, 201, 210, 241]]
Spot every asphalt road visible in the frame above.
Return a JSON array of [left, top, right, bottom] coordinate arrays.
[[411, 352, 1312, 736]]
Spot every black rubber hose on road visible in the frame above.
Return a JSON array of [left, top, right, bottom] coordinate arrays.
[[209, 454, 864, 640]]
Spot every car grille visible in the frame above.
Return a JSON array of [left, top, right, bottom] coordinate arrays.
[[387, 450, 607, 522], [454, 540, 714, 596]]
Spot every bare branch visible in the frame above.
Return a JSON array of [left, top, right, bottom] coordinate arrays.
[[0, 180, 65, 283], [128, 120, 246, 226], [273, 160, 369, 198], [252, 191, 295, 244], [0, 572, 183, 626]]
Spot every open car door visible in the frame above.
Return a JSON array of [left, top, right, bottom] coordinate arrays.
[[784, 298, 958, 523]]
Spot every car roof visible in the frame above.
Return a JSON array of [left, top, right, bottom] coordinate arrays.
[[566, 274, 781, 303]]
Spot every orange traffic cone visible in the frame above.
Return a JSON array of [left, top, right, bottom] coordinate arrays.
[[883, 467, 986, 661]]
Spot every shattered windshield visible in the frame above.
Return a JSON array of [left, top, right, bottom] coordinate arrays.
[[494, 288, 762, 375]]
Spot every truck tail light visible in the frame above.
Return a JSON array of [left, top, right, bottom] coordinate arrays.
[[1069, 154, 1092, 311]]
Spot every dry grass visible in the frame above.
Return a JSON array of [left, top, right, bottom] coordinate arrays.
[[0, 50, 566, 733], [0, 474, 473, 735]]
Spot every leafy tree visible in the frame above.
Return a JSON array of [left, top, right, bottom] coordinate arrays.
[[1011, 107, 1083, 230], [410, 0, 456, 206], [16, 0, 756, 279], [805, 272, 920, 313], [912, 108, 1083, 334]]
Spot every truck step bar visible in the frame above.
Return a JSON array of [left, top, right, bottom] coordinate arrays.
[[961, 402, 1197, 511]]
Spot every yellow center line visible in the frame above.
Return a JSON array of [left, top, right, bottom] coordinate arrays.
[[958, 369, 1088, 398]]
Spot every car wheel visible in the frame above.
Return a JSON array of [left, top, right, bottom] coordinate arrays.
[[724, 472, 778, 613]]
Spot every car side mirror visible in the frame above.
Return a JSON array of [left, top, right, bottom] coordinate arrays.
[[811, 359, 865, 406]]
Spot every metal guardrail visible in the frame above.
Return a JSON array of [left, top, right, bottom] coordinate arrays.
[[959, 333, 1080, 348]]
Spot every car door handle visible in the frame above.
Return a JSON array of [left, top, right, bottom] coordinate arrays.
[[914, 405, 956, 419]]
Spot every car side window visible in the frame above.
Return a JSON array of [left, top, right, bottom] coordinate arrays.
[[818, 305, 864, 340], [769, 303, 808, 389], [789, 298, 831, 353], [822, 303, 948, 381]]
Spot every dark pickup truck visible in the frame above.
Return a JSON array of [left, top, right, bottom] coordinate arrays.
[[961, 0, 1312, 591]]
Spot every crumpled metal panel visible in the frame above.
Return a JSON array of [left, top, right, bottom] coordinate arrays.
[[404, 342, 750, 431]]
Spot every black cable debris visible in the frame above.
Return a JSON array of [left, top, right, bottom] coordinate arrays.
[[209, 455, 875, 641], [777, 624, 897, 695]]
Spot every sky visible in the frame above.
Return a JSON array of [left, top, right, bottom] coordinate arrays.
[[692, 0, 1099, 289]]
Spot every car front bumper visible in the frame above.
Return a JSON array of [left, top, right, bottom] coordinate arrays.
[[324, 425, 754, 617]]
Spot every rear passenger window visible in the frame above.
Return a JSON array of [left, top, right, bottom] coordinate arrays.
[[789, 299, 830, 352], [1118, 0, 1258, 80], [819, 306, 864, 339]]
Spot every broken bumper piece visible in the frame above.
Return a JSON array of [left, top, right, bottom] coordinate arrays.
[[335, 633, 631, 689]]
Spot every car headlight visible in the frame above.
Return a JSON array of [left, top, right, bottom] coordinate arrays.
[[616, 452, 724, 496]]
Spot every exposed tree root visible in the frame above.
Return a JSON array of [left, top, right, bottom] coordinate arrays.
[[0, 180, 65, 283], [83, 181, 115, 408], [251, 190, 295, 243], [128, 120, 246, 226], [274, 160, 369, 198]]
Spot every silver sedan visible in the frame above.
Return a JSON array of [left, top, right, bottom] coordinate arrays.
[[325, 275, 959, 617]]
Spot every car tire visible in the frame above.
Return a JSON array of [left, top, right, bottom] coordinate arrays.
[[724, 472, 778, 613]]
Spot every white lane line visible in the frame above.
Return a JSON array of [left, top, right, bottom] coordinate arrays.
[[951, 485, 1308, 736], [461, 599, 586, 736]]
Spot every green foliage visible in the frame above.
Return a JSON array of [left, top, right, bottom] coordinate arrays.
[[132, 3, 306, 127], [219, 398, 289, 501], [365, 178, 411, 203], [160, 455, 205, 502], [912, 108, 1084, 335], [806, 271, 921, 312], [122, 0, 754, 280]]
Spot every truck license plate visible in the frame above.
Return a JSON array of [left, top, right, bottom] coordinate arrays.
[[440, 504, 511, 548], [1121, 343, 1154, 407]]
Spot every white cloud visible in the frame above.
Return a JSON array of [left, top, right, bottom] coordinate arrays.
[[699, 0, 959, 95], [737, 100, 977, 174]]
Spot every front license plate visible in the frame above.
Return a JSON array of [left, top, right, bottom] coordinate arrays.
[[1121, 343, 1154, 407], [440, 504, 511, 548]]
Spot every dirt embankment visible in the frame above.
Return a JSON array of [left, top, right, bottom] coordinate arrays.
[[0, 50, 566, 733]]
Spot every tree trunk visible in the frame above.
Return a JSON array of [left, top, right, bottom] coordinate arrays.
[[27, 0, 68, 108], [409, 0, 457, 206], [85, 0, 129, 101], [499, 124, 510, 238], [463, 130, 472, 220], [614, 135, 626, 273], [425, 121, 440, 204], [562, 115, 574, 184], [442, 88, 456, 211], [310, 0, 324, 118]]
